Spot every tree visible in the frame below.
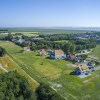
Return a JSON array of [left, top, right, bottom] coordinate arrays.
[[36, 83, 65, 100], [7, 33, 13, 40], [0, 47, 6, 56], [0, 71, 37, 100]]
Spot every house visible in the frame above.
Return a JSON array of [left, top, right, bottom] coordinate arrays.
[[24, 47, 30, 51], [50, 50, 66, 59], [39, 49, 47, 56], [87, 62, 95, 66], [66, 54, 85, 62], [17, 38, 25, 44], [87, 62, 95, 70], [71, 65, 89, 75], [66, 54, 78, 61], [66, 54, 76, 61], [79, 65, 89, 73]]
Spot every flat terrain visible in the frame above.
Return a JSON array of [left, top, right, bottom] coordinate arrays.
[[8, 28, 91, 34], [11, 32, 39, 37], [89, 45, 100, 60], [0, 41, 100, 100]]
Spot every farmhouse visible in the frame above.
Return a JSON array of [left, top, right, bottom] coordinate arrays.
[[79, 65, 89, 73], [66, 54, 85, 62], [71, 65, 90, 75], [50, 49, 66, 59], [66, 54, 76, 61], [39, 49, 47, 56], [24, 47, 30, 51]]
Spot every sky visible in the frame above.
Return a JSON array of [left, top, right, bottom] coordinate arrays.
[[0, 0, 100, 27]]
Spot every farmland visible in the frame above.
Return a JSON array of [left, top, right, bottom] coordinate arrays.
[[0, 41, 100, 100], [11, 32, 39, 37], [7, 28, 91, 35]]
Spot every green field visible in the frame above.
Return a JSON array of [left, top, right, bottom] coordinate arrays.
[[11, 32, 39, 37], [0, 41, 100, 100], [89, 45, 100, 60], [7, 28, 91, 34]]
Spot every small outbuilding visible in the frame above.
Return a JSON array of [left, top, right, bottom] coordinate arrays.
[[39, 49, 47, 56], [24, 47, 30, 52]]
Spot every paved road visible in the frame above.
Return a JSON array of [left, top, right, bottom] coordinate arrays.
[[0, 64, 8, 73]]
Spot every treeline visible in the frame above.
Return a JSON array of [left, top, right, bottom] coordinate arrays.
[[0, 29, 8, 33], [0, 71, 65, 100], [73, 39, 96, 50], [39, 34, 76, 41], [1, 32, 98, 54]]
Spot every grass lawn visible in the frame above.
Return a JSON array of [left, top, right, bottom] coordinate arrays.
[[89, 45, 100, 60], [0, 41, 100, 100], [0, 69, 5, 74]]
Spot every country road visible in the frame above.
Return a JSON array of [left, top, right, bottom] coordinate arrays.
[[0, 64, 8, 73]]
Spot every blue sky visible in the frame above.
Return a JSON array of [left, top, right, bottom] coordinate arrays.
[[0, 0, 100, 27]]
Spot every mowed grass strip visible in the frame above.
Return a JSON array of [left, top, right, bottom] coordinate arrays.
[[0, 42, 39, 89], [0, 55, 38, 90], [13, 51, 62, 80]]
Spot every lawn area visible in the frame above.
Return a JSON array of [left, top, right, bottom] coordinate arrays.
[[89, 45, 100, 60], [0, 41, 100, 100], [0, 69, 5, 74]]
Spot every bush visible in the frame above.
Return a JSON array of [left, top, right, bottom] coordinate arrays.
[[0, 71, 37, 100], [36, 82, 65, 100], [0, 47, 6, 56]]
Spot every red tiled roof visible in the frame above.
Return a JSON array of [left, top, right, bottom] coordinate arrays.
[[69, 54, 75, 60]]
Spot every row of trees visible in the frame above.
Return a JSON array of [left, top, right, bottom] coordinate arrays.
[[0, 71, 36, 100], [0, 71, 65, 100], [2, 33, 97, 54]]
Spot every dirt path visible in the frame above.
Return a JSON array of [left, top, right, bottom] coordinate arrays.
[[0, 64, 8, 73]]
